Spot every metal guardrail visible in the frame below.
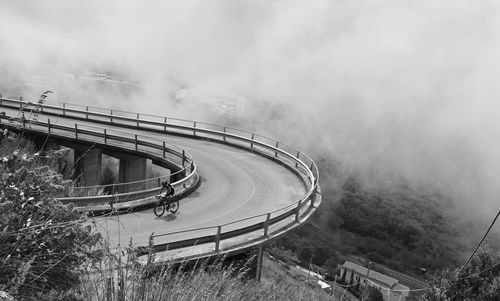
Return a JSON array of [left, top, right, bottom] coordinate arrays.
[[0, 100, 197, 205], [150, 187, 321, 255], [0, 95, 320, 258]]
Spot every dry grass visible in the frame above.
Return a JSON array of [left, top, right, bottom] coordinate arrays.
[[78, 247, 250, 301], [75, 243, 337, 301]]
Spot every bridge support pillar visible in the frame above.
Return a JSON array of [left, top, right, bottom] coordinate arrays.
[[75, 147, 102, 186], [27, 135, 47, 151], [23, 132, 59, 154], [253, 246, 264, 282], [220, 246, 265, 282], [118, 155, 147, 192]]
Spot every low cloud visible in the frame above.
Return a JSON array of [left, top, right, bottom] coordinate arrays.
[[1, 0, 500, 215]]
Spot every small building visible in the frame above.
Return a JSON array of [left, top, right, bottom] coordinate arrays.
[[341, 261, 410, 301]]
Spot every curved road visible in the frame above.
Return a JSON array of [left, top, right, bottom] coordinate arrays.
[[0, 105, 308, 249], [98, 133, 307, 247]]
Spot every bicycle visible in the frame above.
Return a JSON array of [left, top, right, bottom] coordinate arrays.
[[154, 181, 178, 217]]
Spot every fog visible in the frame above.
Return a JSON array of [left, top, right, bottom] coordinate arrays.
[[1, 0, 500, 217]]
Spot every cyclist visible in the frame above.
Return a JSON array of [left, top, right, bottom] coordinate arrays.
[[154, 181, 178, 217], [160, 181, 175, 209]]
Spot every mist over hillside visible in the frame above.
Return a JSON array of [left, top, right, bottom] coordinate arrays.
[[1, 0, 500, 231]]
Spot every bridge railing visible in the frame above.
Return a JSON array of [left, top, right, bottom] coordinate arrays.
[[60, 102, 316, 180], [55, 102, 316, 184], [149, 190, 319, 254], [0, 96, 320, 256], [0, 102, 197, 205], [0, 96, 318, 183]]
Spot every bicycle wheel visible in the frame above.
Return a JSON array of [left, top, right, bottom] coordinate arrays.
[[169, 200, 179, 214], [154, 202, 165, 217]]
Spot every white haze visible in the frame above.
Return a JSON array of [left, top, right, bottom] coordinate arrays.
[[1, 0, 500, 217]]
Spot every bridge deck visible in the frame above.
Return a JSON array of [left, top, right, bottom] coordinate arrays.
[[0, 99, 317, 259]]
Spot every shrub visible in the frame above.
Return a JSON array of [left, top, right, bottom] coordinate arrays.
[[0, 139, 102, 300], [424, 245, 500, 301], [100, 166, 116, 195], [362, 286, 384, 301]]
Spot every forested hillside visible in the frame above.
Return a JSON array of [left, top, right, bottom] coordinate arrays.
[[275, 169, 482, 277]]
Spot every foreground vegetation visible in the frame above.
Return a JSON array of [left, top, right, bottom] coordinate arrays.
[[424, 245, 500, 300], [0, 136, 102, 300]]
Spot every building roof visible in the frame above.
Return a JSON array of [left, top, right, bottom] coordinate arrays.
[[343, 261, 399, 288]]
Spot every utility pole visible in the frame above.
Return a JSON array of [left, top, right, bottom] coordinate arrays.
[[461, 210, 500, 271]]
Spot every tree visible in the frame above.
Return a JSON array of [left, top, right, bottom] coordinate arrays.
[[100, 166, 116, 194], [324, 255, 342, 281], [361, 286, 384, 301], [0, 163, 102, 300], [423, 245, 500, 300]]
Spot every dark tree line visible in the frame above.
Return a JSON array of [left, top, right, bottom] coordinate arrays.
[[275, 175, 479, 280]]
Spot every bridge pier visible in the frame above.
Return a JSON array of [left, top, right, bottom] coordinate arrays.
[[118, 155, 147, 192], [74, 147, 102, 186], [28, 135, 48, 151], [223, 246, 265, 281], [253, 246, 264, 282], [22, 132, 59, 154]]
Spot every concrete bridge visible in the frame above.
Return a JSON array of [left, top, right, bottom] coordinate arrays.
[[0, 95, 321, 278]]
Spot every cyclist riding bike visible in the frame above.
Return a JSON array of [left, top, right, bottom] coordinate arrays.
[[154, 181, 178, 217]]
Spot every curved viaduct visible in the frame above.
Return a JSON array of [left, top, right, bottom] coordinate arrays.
[[0, 96, 321, 269]]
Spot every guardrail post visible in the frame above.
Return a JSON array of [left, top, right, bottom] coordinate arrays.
[[295, 200, 301, 222], [215, 226, 222, 252], [223, 127, 226, 142], [193, 121, 197, 136], [47, 118, 51, 133], [251, 133, 254, 148], [110, 110, 113, 123], [62, 103, 66, 116], [104, 129, 107, 144], [295, 151, 300, 167], [255, 246, 264, 282], [264, 213, 271, 237], [310, 186, 317, 207], [75, 124, 78, 139], [158, 178, 161, 187], [19, 96, 22, 102], [135, 134, 138, 150], [86, 106, 89, 119], [275, 142, 279, 157], [164, 117, 167, 131], [137, 113, 140, 127], [182, 150, 185, 166], [163, 142, 166, 158]]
